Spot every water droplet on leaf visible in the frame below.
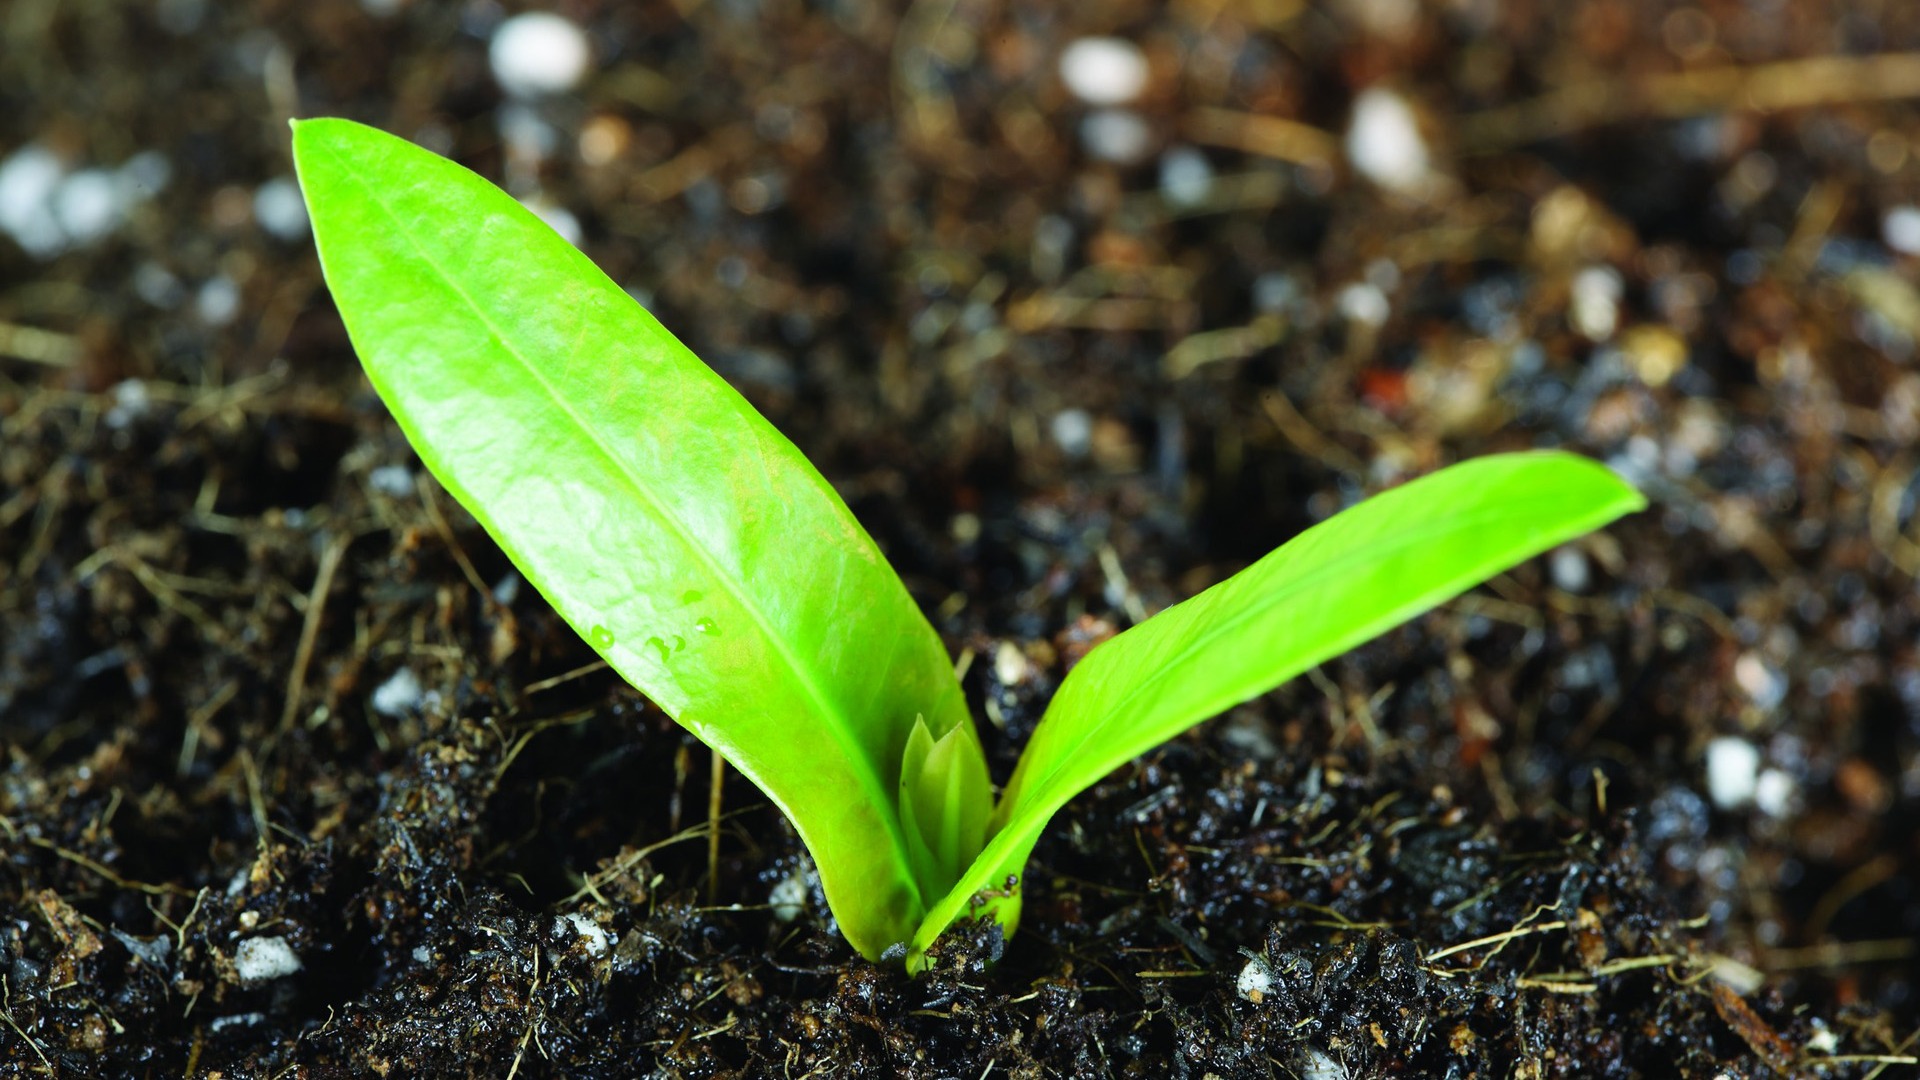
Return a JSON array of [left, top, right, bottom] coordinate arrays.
[[694, 618, 719, 636], [680, 589, 703, 605], [671, 635, 685, 653], [589, 625, 614, 648], [645, 636, 669, 663]]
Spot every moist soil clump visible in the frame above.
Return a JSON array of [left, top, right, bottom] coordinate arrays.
[[3, 1, 1918, 1076]]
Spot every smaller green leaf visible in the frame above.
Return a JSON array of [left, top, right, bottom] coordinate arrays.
[[908, 451, 1644, 965]]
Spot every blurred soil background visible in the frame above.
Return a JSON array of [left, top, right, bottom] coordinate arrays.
[[3, 0, 1920, 1076]]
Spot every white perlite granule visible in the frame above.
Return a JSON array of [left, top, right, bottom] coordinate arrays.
[[234, 936, 302, 982]]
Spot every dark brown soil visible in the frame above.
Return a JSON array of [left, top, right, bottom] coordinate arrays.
[[3, 1, 1917, 1077]]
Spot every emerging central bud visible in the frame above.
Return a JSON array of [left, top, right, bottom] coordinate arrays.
[[897, 713, 991, 905]]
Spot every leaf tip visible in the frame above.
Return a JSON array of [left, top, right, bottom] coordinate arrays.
[[289, 117, 391, 166]]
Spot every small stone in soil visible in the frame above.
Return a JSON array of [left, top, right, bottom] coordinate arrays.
[[522, 197, 582, 245], [553, 912, 611, 959], [1733, 652, 1786, 710], [1571, 266, 1624, 341], [369, 465, 416, 498], [1706, 737, 1761, 809], [253, 177, 309, 241], [489, 12, 591, 98], [769, 872, 808, 922], [1158, 145, 1214, 207], [1884, 205, 1920, 256], [0, 145, 68, 258], [1058, 37, 1149, 106], [1051, 408, 1093, 459], [1298, 1046, 1350, 1080], [1754, 768, 1796, 817], [1551, 547, 1590, 593], [196, 275, 241, 326], [1079, 108, 1153, 164], [233, 937, 302, 982], [53, 168, 124, 245], [1337, 282, 1390, 329], [372, 668, 424, 717], [1236, 956, 1274, 1002], [1346, 88, 1430, 193], [106, 380, 152, 429]]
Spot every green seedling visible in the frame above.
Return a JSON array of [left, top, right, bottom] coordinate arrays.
[[292, 118, 1645, 969]]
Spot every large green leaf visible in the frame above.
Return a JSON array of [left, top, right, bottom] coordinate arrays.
[[909, 451, 1644, 963], [293, 118, 973, 959]]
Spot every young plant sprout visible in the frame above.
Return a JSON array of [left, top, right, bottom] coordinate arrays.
[[292, 118, 1645, 969]]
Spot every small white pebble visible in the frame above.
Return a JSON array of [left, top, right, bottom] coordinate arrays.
[[1733, 652, 1786, 710], [1805, 1019, 1839, 1055], [1754, 768, 1796, 818], [52, 169, 124, 246], [1051, 408, 1093, 458], [489, 12, 591, 98], [1625, 434, 1660, 474], [993, 642, 1030, 686], [195, 275, 241, 326], [111, 929, 172, 967], [1058, 37, 1149, 106], [492, 571, 521, 607], [371, 668, 423, 717], [105, 379, 151, 430], [133, 261, 185, 308], [1706, 737, 1761, 810], [1079, 108, 1153, 164], [0, 146, 68, 258], [1219, 712, 1280, 762], [1550, 547, 1590, 593], [253, 177, 309, 241], [0, 146, 63, 213], [1158, 145, 1214, 208], [208, 1012, 265, 1032], [769, 872, 808, 922], [115, 150, 171, 200], [411, 945, 433, 964], [1299, 1047, 1349, 1080], [1236, 957, 1274, 1002], [1346, 88, 1429, 193], [1570, 265, 1623, 341], [233, 937, 302, 982], [368, 464, 416, 498], [522, 197, 582, 245], [1366, 257, 1401, 293], [1336, 282, 1390, 329], [497, 103, 559, 161], [950, 512, 981, 545], [553, 912, 611, 958], [1252, 272, 1299, 315], [1885, 206, 1920, 257]]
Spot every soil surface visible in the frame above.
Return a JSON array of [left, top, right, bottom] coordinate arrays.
[[4, 1, 1919, 1077]]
